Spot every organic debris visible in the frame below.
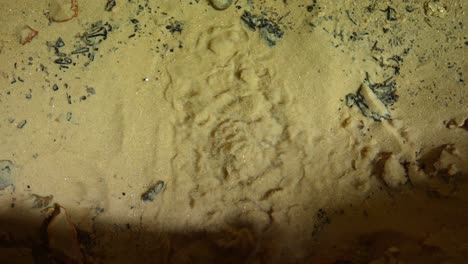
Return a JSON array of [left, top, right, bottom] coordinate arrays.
[[46, 204, 83, 263], [49, 0, 79, 23], [32, 194, 54, 208], [0, 160, 14, 190], [19, 26, 38, 45]]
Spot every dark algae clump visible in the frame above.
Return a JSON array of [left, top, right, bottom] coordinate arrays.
[[346, 75, 398, 122], [241, 11, 284, 46], [165, 20, 184, 34], [368, 77, 398, 107], [48, 21, 113, 70]]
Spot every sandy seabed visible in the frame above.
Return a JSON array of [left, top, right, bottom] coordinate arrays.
[[0, 0, 467, 263]]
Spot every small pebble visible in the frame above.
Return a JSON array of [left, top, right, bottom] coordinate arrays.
[[141, 181, 165, 202], [56, 37, 65, 47], [210, 0, 232, 10], [17, 120, 27, 129], [105, 0, 116, 12]]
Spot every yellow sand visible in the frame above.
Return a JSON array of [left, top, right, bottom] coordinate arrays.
[[0, 0, 467, 263]]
